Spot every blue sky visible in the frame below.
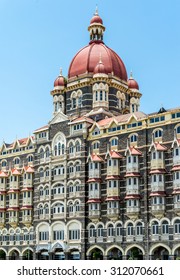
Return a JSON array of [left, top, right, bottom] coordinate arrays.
[[0, 0, 180, 143]]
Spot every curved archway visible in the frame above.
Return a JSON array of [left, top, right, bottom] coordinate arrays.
[[125, 245, 145, 260], [87, 246, 104, 260], [106, 246, 123, 260], [172, 245, 180, 260], [22, 249, 33, 260], [0, 249, 6, 260], [150, 244, 171, 260], [9, 249, 20, 260]]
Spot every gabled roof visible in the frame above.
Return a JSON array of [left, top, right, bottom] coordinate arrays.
[[149, 142, 168, 152], [125, 146, 142, 156], [23, 166, 34, 173], [106, 150, 123, 159], [11, 168, 21, 175], [0, 171, 8, 178], [33, 125, 49, 133]]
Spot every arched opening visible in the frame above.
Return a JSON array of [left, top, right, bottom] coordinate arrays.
[[37, 249, 49, 260], [0, 250, 6, 260], [152, 246, 169, 260], [68, 249, 80, 260], [107, 248, 122, 260], [126, 247, 143, 260], [53, 248, 65, 260], [174, 247, 180, 260], [90, 248, 103, 260], [9, 250, 20, 260], [22, 249, 33, 260]]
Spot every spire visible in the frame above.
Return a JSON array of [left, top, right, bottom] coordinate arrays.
[[95, 5, 98, 15], [59, 67, 63, 76], [88, 8, 105, 43], [130, 70, 133, 79]]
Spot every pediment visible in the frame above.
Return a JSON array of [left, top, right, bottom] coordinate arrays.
[[49, 111, 69, 125]]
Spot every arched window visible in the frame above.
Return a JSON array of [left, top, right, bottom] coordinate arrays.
[[130, 134, 137, 143], [154, 129, 163, 138], [107, 224, 114, 237], [110, 138, 118, 147], [97, 225, 103, 237], [152, 221, 159, 235], [162, 221, 169, 234], [1, 160, 7, 167], [69, 143, 74, 155], [116, 223, 122, 236], [176, 126, 180, 134], [75, 141, 81, 152], [39, 148, 44, 159], [53, 133, 66, 156], [174, 219, 180, 234], [75, 201, 80, 212], [127, 223, 133, 236], [14, 158, 20, 165], [45, 148, 50, 159], [89, 225, 96, 237], [136, 222, 143, 235]]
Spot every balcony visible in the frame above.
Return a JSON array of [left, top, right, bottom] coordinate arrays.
[[52, 213, 65, 219], [126, 206, 140, 219], [151, 182, 164, 192], [107, 208, 119, 219], [173, 180, 180, 190], [53, 193, 65, 200], [126, 236, 134, 242], [22, 215, 32, 226], [89, 210, 100, 220], [160, 234, 169, 241], [9, 181, 19, 189], [115, 236, 122, 242], [173, 155, 180, 166], [23, 179, 33, 187], [107, 187, 119, 197], [9, 199, 19, 208], [53, 174, 65, 181], [126, 163, 139, 173], [151, 204, 165, 217], [9, 216, 18, 226], [126, 185, 139, 195], [89, 191, 100, 199], [0, 217, 5, 227], [135, 235, 143, 242], [89, 169, 100, 178], [107, 236, 114, 243], [22, 198, 33, 207], [107, 166, 120, 176], [151, 159, 164, 169], [0, 200, 5, 208], [151, 235, 160, 241], [0, 182, 6, 191], [88, 237, 95, 243]]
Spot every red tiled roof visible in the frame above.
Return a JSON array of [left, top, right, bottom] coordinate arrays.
[[129, 147, 142, 155], [154, 142, 168, 151], [24, 166, 34, 173], [105, 175, 120, 180], [149, 169, 166, 174], [11, 168, 21, 175], [172, 189, 180, 194], [87, 178, 101, 183], [91, 154, 104, 162], [124, 194, 141, 199], [149, 191, 166, 197], [70, 116, 94, 124], [109, 150, 123, 159], [21, 188, 33, 192], [20, 206, 33, 209], [124, 172, 140, 177], [105, 196, 120, 201], [87, 199, 101, 203], [7, 189, 20, 193], [0, 171, 8, 178], [34, 125, 48, 133], [171, 165, 180, 171]]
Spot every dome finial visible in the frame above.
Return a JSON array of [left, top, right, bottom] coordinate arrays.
[[95, 5, 98, 15], [59, 67, 63, 76], [130, 70, 133, 79]]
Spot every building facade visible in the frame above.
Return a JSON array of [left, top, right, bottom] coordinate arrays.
[[0, 10, 180, 260]]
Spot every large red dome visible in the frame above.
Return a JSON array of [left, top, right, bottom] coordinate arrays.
[[68, 42, 128, 81]]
